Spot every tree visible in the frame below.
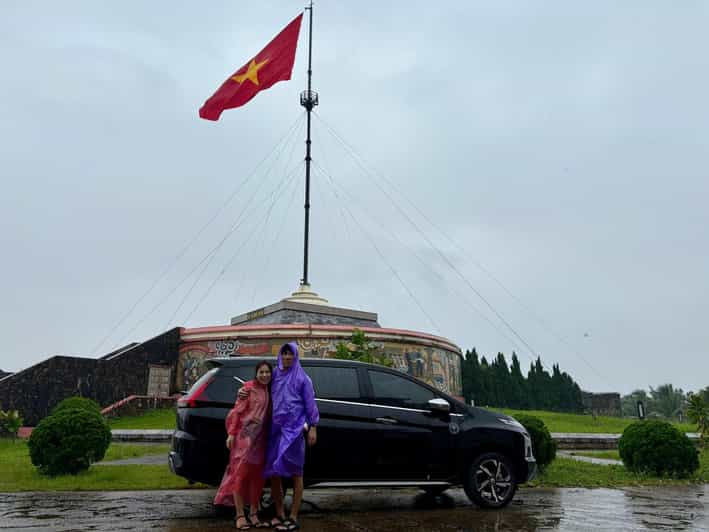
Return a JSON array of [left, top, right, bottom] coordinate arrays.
[[462, 349, 481, 405], [527, 358, 552, 410], [686, 393, 709, 447], [649, 384, 686, 420], [621, 390, 651, 417], [491, 353, 511, 408], [334, 329, 392, 367], [697, 387, 709, 405], [508, 353, 528, 409], [459, 349, 586, 413], [0, 409, 23, 440]]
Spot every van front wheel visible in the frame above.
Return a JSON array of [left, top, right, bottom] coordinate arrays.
[[463, 452, 517, 508]]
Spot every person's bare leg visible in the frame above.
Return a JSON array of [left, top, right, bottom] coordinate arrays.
[[270, 477, 286, 522], [250, 494, 263, 526], [233, 492, 248, 528], [289, 476, 304, 522]]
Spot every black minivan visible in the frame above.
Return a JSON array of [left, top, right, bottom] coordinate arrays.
[[169, 356, 536, 508]]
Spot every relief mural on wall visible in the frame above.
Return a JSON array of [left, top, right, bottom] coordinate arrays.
[[178, 337, 462, 397]]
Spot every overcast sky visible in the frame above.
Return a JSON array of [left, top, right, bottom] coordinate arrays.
[[1, 1, 707, 394]]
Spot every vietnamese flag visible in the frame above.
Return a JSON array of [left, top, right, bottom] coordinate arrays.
[[199, 13, 303, 121]]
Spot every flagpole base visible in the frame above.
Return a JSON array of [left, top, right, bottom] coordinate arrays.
[[283, 283, 329, 306]]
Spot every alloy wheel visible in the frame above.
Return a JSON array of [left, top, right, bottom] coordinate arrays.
[[473, 457, 514, 504]]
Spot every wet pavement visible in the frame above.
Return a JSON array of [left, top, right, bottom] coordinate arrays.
[[1, 485, 708, 531]]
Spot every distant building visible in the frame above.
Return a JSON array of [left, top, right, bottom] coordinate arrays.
[[582, 391, 621, 417]]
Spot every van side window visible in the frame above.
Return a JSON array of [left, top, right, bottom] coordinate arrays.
[[232, 365, 257, 384], [206, 376, 240, 405], [368, 370, 435, 410], [305, 366, 360, 401]]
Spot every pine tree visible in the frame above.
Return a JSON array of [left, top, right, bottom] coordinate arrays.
[[509, 353, 528, 409]]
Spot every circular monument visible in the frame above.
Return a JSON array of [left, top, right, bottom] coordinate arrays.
[[177, 284, 463, 399]]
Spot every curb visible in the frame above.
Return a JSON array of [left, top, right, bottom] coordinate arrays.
[[111, 429, 173, 442]]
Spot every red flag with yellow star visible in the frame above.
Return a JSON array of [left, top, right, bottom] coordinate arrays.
[[199, 14, 303, 121]]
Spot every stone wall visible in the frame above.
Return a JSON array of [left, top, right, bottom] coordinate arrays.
[[93, 328, 182, 406], [0, 328, 182, 425], [582, 392, 622, 417], [0, 356, 98, 424], [244, 309, 379, 327]]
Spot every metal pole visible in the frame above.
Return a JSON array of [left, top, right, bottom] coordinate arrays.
[[301, 1, 314, 286]]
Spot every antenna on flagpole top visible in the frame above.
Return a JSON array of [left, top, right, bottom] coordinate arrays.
[[300, 0, 318, 288]]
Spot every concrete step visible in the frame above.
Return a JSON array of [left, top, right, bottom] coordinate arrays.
[[112, 429, 173, 442]]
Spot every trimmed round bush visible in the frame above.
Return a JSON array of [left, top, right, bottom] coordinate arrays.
[[51, 396, 102, 416], [28, 408, 111, 476], [514, 414, 557, 469], [619, 420, 698, 477]]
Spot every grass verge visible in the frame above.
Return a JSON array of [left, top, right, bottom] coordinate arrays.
[[497, 409, 696, 434], [0, 440, 203, 492], [107, 408, 176, 430], [103, 443, 171, 462], [531, 448, 708, 488]]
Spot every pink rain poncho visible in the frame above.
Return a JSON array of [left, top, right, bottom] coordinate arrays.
[[214, 379, 271, 508], [264, 342, 320, 478]]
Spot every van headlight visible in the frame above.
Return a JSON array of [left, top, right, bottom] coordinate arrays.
[[497, 417, 525, 430], [523, 432, 534, 460]]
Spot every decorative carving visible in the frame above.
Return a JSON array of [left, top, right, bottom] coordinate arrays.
[[214, 340, 240, 357]]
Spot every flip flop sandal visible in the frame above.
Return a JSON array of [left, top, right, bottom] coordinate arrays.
[[235, 515, 251, 530], [276, 519, 300, 531], [269, 515, 287, 528]]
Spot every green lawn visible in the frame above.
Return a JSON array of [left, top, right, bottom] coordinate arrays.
[[497, 409, 696, 434], [103, 443, 171, 461], [530, 448, 709, 488], [107, 408, 176, 429], [2, 439, 707, 491], [0, 440, 203, 492]]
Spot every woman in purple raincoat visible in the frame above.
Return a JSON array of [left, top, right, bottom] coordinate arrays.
[[265, 342, 319, 531]]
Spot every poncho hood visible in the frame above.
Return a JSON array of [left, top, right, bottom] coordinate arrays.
[[277, 341, 301, 371]]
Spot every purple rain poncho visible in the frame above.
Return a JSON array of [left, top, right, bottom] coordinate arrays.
[[264, 341, 319, 478]]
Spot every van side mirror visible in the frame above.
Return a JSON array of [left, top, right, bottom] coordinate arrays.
[[428, 398, 450, 414]]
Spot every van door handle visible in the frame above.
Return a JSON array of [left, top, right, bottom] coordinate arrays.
[[376, 417, 398, 425]]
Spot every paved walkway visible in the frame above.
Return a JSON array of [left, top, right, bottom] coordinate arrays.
[[1, 486, 708, 531], [558, 450, 623, 466]]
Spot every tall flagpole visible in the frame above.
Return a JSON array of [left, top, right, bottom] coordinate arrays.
[[300, 1, 317, 287]]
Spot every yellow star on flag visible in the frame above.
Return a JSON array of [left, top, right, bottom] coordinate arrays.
[[232, 58, 269, 86]]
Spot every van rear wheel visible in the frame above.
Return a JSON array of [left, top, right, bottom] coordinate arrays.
[[463, 452, 517, 508]]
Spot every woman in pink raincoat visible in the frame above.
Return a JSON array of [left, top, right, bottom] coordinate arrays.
[[214, 361, 272, 530]]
